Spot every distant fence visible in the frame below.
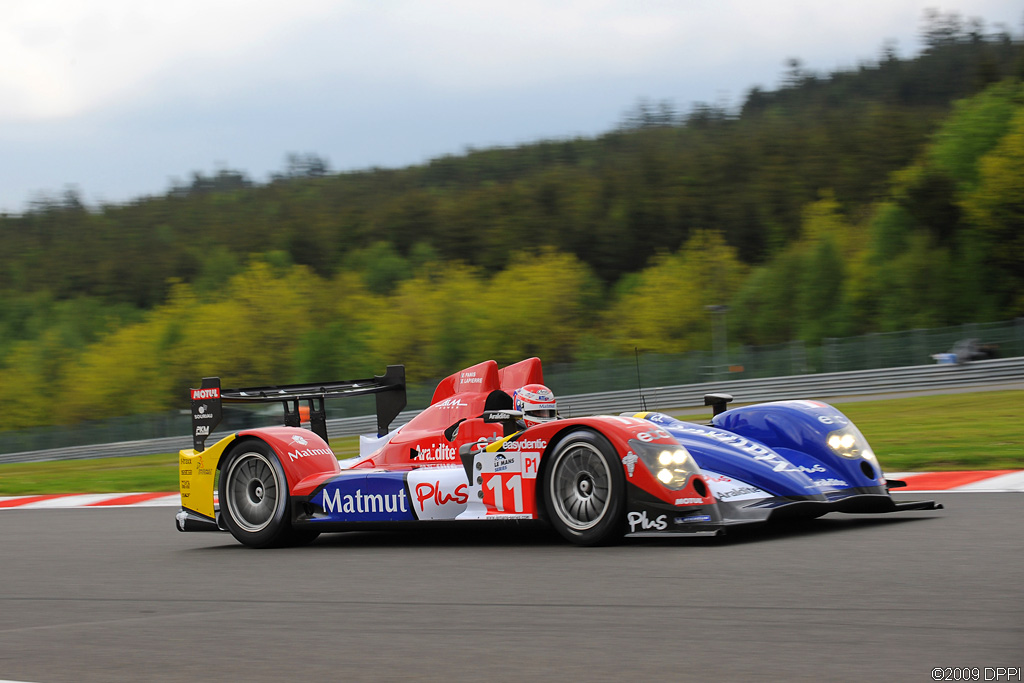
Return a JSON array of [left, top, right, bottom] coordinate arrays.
[[542, 318, 1024, 394], [2, 356, 1021, 465]]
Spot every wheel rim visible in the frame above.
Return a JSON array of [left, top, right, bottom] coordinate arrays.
[[225, 451, 281, 533], [549, 441, 612, 532]]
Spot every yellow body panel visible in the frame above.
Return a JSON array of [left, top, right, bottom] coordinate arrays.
[[179, 435, 236, 520], [484, 431, 524, 452]]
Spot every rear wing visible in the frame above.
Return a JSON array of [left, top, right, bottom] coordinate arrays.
[[189, 366, 406, 451]]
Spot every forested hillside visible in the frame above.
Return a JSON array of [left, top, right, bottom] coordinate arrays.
[[1, 14, 1022, 429]]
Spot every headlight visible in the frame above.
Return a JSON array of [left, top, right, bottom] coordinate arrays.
[[629, 439, 698, 490], [826, 424, 877, 462]]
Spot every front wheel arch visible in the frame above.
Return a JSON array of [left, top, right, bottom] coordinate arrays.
[[540, 428, 626, 546]]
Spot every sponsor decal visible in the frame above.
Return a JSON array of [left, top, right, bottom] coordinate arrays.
[[288, 446, 333, 462], [318, 476, 413, 521], [675, 425, 772, 457], [460, 371, 483, 385], [191, 388, 220, 400], [180, 469, 192, 476], [501, 438, 547, 451], [412, 442, 458, 462], [193, 411, 215, 420], [198, 405, 208, 414], [622, 451, 638, 477], [291, 435, 308, 446], [494, 453, 515, 472], [817, 413, 849, 426], [635, 427, 671, 443], [195, 455, 212, 476], [436, 397, 468, 409], [414, 482, 469, 511], [675, 514, 711, 524], [627, 510, 667, 533], [194, 425, 210, 436], [717, 485, 763, 500], [408, 469, 471, 519], [486, 412, 514, 421], [703, 471, 771, 502], [674, 497, 703, 505], [752, 452, 808, 473], [794, 463, 827, 474], [813, 478, 849, 487]]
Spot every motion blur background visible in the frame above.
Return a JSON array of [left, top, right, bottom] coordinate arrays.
[[1, 2, 1023, 437]]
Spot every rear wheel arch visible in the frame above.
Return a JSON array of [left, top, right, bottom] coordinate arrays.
[[218, 437, 318, 548]]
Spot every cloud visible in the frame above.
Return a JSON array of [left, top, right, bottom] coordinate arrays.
[[1, 0, 1021, 211], [5, 0, 1019, 122], [0, 0, 342, 121]]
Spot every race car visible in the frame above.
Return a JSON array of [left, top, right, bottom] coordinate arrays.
[[175, 357, 941, 548]]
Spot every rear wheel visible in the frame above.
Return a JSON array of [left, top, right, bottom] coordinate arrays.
[[543, 430, 625, 546], [219, 440, 317, 548]]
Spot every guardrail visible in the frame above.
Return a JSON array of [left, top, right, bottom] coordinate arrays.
[[2, 356, 1022, 465]]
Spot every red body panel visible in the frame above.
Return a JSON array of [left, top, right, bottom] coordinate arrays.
[[238, 427, 341, 497], [497, 357, 544, 393], [429, 359, 501, 405]]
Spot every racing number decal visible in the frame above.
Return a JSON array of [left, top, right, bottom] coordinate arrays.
[[484, 473, 525, 512], [481, 452, 539, 516]]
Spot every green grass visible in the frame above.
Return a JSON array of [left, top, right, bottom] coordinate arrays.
[[830, 391, 1024, 471], [1, 392, 1020, 495]]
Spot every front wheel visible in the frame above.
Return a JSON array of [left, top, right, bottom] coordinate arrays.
[[543, 430, 625, 546], [219, 440, 315, 548]]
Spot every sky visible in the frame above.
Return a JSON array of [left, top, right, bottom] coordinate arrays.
[[1, 0, 1021, 214]]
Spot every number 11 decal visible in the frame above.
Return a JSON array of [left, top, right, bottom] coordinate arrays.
[[484, 474, 524, 513]]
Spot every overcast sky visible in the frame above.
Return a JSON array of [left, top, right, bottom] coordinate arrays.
[[1, 1, 1020, 214]]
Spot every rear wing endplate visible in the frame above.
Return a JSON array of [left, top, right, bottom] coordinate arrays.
[[189, 366, 406, 451]]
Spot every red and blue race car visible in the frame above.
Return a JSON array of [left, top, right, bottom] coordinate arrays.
[[176, 357, 941, 547]]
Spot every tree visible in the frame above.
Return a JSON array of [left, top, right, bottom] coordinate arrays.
[[962, 106, 1024, 314]]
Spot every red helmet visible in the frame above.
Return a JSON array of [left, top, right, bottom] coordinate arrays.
[[512, 383, 557, 427]]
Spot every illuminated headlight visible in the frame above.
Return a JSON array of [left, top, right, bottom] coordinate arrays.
[[630, 439, 697, 490], [826, 425, 878, 462]]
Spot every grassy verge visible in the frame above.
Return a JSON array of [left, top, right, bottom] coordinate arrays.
[[831, 391, 1023, 471], [1, 392, 1020, 495]]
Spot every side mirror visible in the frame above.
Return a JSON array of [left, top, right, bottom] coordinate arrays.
[[443, 418, 466, 442], [704, 393, 734, 417]]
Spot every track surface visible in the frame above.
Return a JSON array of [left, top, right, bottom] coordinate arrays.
[[1, 493, 1021, 682]]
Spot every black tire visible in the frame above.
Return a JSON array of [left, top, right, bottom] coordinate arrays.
[[219, 439, 316, 548], [542, 429, 625, 546]]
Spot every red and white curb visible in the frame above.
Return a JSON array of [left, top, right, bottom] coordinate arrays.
[[887, 470, 1024, 492], [0, 470, 1020, 510]]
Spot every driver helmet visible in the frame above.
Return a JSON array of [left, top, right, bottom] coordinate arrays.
[[513, 384, 558, 427]]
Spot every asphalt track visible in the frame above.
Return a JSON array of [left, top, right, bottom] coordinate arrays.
[[1, 493, 1021, 682]]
